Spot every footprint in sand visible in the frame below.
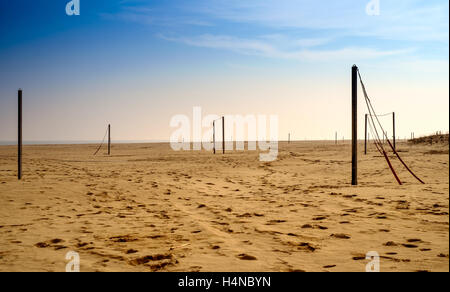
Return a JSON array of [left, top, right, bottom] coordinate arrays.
[[237, 254, 257, 261], [237, 213, 252, 218], [130, 253, 174, 266], [331, 233, 351, 239], [298, 242, 316, 252], [76, 242, 90, 248], [110, 235, 137, 243], [407, 239, 423, 243], [35, 242, 50, 248], [35, 239, 67, 250], [402, 244, 419, 248], [343, 208, 359, 214], [266, 220, 287, 225]]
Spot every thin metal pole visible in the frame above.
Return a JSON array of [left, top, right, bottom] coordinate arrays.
[[222, 116, 225, 154], [352, 65, 358, 185], [108, 124, 111, 155], [18, 89, 22, 180], [213, 121, 216, 154], [364, 114, 368, 155], [393, 112, 396, 151]]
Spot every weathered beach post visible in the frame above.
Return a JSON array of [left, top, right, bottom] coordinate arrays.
[[222, 116, 225, 154], [18, 89, 22, 180], [392, 112, 396, 151], [213, 120, 216, 154], [335, 132, 337, 145], [352, 65, 358, 185], [108, 124, 111, 155], [288, 133, 291, 144]]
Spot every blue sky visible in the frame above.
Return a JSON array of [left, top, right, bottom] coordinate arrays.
[[0, 0, 448, 142]]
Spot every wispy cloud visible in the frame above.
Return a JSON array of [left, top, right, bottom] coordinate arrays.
[[159, 34, 411, 62], [106, 0, 449, 43], [188, 0, 449, 42], [102, 0, 447, 63], [258, 34, 334, 48], [100, 5, 214, 27]]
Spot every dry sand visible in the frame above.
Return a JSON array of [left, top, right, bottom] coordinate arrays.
[[0, 141, 448, 272]]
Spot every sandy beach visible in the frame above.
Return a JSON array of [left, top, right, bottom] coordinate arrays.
[[0, 141, 448, 272]]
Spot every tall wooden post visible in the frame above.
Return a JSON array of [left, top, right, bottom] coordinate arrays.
[[18, 89, 22, 180], [108, 124, 111, 155], [288, 133, 290, 144], [352, 65, 358, 185], [213, 121, 216, 154], [222, 116, 225, 154], [392, 112, 396, 151], [364, 114, 368, 155], [335, 132, 337, 145]]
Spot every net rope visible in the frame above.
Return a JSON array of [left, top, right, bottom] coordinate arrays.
[[93, 126, 108, 156], [358, 69, 425, 184]]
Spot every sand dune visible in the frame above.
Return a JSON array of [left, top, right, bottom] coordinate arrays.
[[0, 141, 448, 272]]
